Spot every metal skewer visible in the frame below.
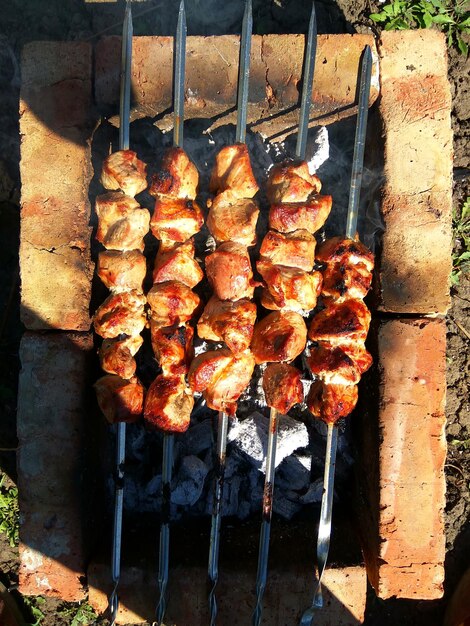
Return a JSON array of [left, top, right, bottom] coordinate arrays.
[[108, 4, 132, 624], [155, 3, 186, 624], [207, 2, 252, 624], [299, 45, 373, 626], [252, 6, 317, 624]]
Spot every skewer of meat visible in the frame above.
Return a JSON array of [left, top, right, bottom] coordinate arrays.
[[91, 5, 147, 623], [185, 3, 257, 623], [299, 45, 373, 626], [140, 5, 199, 624], [251, 5, 325, 623]]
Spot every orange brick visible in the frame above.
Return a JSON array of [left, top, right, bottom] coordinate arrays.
[[357, 317, 446, 600]]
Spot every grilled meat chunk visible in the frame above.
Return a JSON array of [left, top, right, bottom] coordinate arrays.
[[205, 241, 258, 301], [209, 143, 259, 199], [266, 160, 321, 204], [150, 197, 204, 246], [149, 147, 199, 200], [257, 260, 322, 313], [97, 249, 146, 293], [197, 296, 257, 354], [259, 229, 316, 272], [188, 348, 255, 415], [96, 192, 150, 252], [251, 311, 307, 364], [262, 363, 303, 414], [99, 335, 143, 379], [144, 374, 194, 433], [321, 261, 373, 301], [339, 342, 373, 375], [153, 239, 203, 289], [150, 321, 194, 376], [307, 380, 358, 424], [306, 344, 361, 385], [207, 191, 259, 246], [147, 280, 200, 327], [94, 375, 144, 423], [269, 196, 332, 234], [100, 150, 147, 198], [93, 291, 147, 339], [308, 300, 371, 345], [315, 236, 374, 272]]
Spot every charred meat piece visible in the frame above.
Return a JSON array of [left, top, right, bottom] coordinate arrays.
[[269, 196, 332, 234], [147, 280, 200, 327], [153, 239, 203, 289], [197, 296, 257, 354], [266, 160, 321, 204], [96, 192, 150, 252], [144, 374, 194, 433], [188, 348, 255, 415], [150, 321, 194, 376], [337, 342, 373, 375], [307, 300, 371, 345], [94, 374, 144, 424], [251, 311, 307, 364], [150, 197, 204, 246], [209, 143, 259, 199], [262, 363, 303, 414], [207, 191, 259, 246], [306, 344, 361, 385], [315, 236, 374, 272], [321, 261, 373, 301], [205, 241, 258, 301], [257, 260, 322, 313], [97, 249, 146, 293], [93, 291, 147, 339], [149, 147, 199, 200], [99, 335, 143, 379], [100, 150, 147, 198], [259, 229, 316, 272], [307, 380, 358, 424]]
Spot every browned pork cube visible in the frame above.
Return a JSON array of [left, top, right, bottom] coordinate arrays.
[[210, 143, 259, 198], [307, 380, 358, 424], [308, 300, 371, 345], [207, 191, 259, 246], [147, 280, 200, 327], [151, 197, 204, 246], [257, 260, 322, 313], [269, 196, 332, 234], [306, 344, 361, 386], [259, 229, 316, 272], [100, 150, 147, 198], [262, 363, 303, 414], [95, 192, 150, 252], [149, 147, 199, 199], [150, 321, 194, 376], [197, 296, 257, 354], [97, 249, 146, 292], [205, 241, 258, 301], [266, 160, 321, 204], [93, 291, 147, 339], [94, 375, 144, 423], [144, 374, 194, 433], [99, 335, 143, 379], [251, 311, 307, 364], [153, 239, 203, 289]]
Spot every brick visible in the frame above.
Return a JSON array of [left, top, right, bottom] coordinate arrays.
[[88, 562, 366, 625], [17, 332, 94, 599], [95, 34, 379, 139], [19, 42, 94, 331], [356, 318, 446, 600], [376, 31, 453, 314]]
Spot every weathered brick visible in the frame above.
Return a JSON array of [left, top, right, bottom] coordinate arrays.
[[376, 31, 453, 314], [356, 318, 446, 600], [88, 562, 366, 625], [95, 34, 379, 139], [19, 42, 94, 331], [17, 332, 94, 599]]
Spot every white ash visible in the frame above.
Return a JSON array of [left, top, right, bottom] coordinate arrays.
[[171, 455, 209, 506], [227, 411, 309, 472], [307, 126, 330, 174]]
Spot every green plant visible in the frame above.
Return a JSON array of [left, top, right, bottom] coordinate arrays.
[[0, 473, 19, 547], [370, 0, 470, 54], [58, 601, 98, 625], [23, 596, 46, 626], [451, 197, 470, 286]]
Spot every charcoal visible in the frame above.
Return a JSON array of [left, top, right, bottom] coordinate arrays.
[[272, 487, 303, 520], [276, 454, 311, 491], [171, 455, 209, 506], [300, 478, 324, 504], [179, 418, 213, 456]]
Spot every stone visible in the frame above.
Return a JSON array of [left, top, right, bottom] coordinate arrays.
[[171, 455, 209, 506], [356, 317, 446, 600], [376, 31, 453, 314], [19, 42, 94, 330]]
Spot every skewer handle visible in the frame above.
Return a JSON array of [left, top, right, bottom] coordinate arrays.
[[156, 432, 174, 625], [235, 0, 253, 144], [295, 2, 317, 161], [346, 45, 373, 239], [173, 0, 187, 148], [119, 1, 132, 151], [208, 410, 229, 626], [109, 422, 126, 625], [252, 408, 278, 626]]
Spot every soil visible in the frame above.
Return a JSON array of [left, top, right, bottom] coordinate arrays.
[[0, 1, 468, 625]]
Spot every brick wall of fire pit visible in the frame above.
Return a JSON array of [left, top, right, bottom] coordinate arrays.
[[17, 30, 451, 623]]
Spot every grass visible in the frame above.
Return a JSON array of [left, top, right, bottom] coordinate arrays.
[[0, 473, 19, 547], [370, 0, 470, 54], [57, 600, 98, 625], [451, 196, 470, 286]]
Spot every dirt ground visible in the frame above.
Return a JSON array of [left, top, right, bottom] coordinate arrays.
[[0, 1, 468, 625]]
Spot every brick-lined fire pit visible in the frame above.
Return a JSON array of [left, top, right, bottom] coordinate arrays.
[[17, 30, 451, 623]]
